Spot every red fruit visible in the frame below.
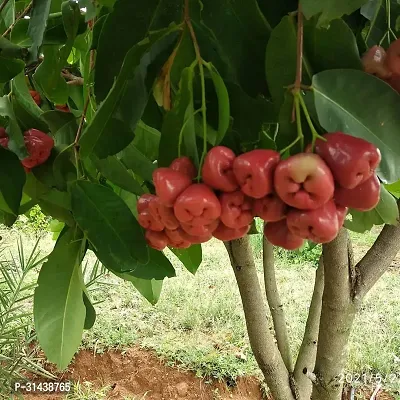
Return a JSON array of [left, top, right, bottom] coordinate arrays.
[[55, 104, 70, 113], [201, 146, 238, 192], [153, 168, 192, 207], [336, 205, 348, 227], [264, 220, 304, 251], [274, 153, 334, 210], [0, 137, 9, 148], [286, 201, 340, 244], [170, 156, 197, 180], [335, 174, 381, 211], [29, 90, 41, 106], [181, 219, 219, 237], [165, 228, 191, 249], [315, 132, 381, 189], [362, 46, 392, 79], [213, 222, 250, 241], [385, 73, 400, 94], [137, 194, 157, 213], [386, 38, 400, 75], [253, 192, 287, 222], [220, 191, 253, 229], [0, 127, 7, 138], [148, 197, 180, 230], [138, 210, 164, 232], [174, 184, 221, 225], [183, 231, 213, 244], [22, 129, 54, 169], [233, 149, 280, 198], [145, 230, 168, 251]]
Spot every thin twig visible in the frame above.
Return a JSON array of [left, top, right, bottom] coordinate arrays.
[[294, 3, 304, 91], [2, 1, 32, 37], [62, 69, 84, 86], [0, 0, 11, 14]]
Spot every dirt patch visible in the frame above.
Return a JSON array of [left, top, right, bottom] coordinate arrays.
[[22, 347, 264, 400]]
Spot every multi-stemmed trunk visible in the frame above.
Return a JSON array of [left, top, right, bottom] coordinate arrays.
[[224, 207, 400, 400]]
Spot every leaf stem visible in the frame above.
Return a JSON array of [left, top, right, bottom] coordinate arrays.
[[184, 0, 208, 181], [178, 108, 202, 157], [2, 1, 32, 37], [294, 3, 304, 92], [280, 95, 304, 155]]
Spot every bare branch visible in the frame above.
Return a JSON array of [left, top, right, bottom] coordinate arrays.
[[263, 237, 293, 372], [312, 229, 357, 400], [355, 203, 400, 300], [293, 257, 324, 398], [224, 237, 295, 400], [62, 69, 84, 86]]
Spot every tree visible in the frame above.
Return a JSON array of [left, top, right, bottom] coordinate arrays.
[[0, 0, 399, 399]]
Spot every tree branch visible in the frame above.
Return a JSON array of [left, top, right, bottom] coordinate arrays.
[[2, 1, 32, 37], [62, 69, 84, 86], [355, 203, 400, 300], [0, 0, 11, 14], [312, 229, 357, 400], [263, 238, 293, 372], [293, 257, 324, 399], [224, 237, 295, 400]]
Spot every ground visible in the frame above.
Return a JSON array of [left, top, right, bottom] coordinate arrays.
[[1, 222, 400, 400]]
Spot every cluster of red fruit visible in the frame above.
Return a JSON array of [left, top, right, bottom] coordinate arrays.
[[0, 127, 54, 172], [29, 89, 70, 113], [138, 132, 381, 251], [362, 38, 400, 93]]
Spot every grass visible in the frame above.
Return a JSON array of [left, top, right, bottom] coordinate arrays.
[[1, 223, 399, 396]]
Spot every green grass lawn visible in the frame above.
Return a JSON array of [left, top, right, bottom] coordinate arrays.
[[1, 224, 399, 396]]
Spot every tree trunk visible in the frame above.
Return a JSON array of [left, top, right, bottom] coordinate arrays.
[[312, 230, 357, 400], [263, 238, 293, 372], [293, 258, 324, 399], [225, 237, 296, 400]]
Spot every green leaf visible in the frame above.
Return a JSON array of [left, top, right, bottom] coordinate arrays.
[[77, 0, 98, 21], [0, 209, 17, 226], [118, 142, 156, 183], [62, 0, 81, 40], [27, 0, 52, 63], [385, 180, 400, 198], [374, 185, 399, 225], [300, 0, 369, 26], [133, 120, 161, 161], [127, 276, 163, 305], [0, 56, 24, 83], [0, 95, 27, 159], [0, 147, 26, 215], [80, 28, 179, 159], [303, 19, 362, 73], [0, 0, 15, 32], [82, 290, 96, 329], [40, 110, 77, 146], [34, 227, 86, 370], [94, 0, 166, 101], [70, 181, 169, 278], [53, 145, 76, 191], [92, 155, 145, 195], [313, 69, 400, 184], [205, 63, 230, 145], [171, 245, 202, 275], [265, 16, 311, 112]]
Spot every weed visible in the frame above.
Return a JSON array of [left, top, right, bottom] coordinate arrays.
[[65, 382, 111, 400]]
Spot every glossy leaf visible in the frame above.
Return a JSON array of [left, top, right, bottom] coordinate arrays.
[[313, 70, 400, 184], [93, 155, 144, 195], [0, 56, 24, 83], [133, 120, 161, 161], [385, 180, 400, 198], [80, 28, 179, 159], [40, 110, 77, 146], [82, 290, 96, 329], [374, 185, 399, 225], [116, 274, 163, 305], [300, 0, 369, 26], [0, 147, 25, 214], [70, 181, 176, 279], [206, 63, 230, 145], [34, 227, 86, 370], [0, 95, 27, 159], [171, 245, 202, 275], [27, 0, 52, 63]]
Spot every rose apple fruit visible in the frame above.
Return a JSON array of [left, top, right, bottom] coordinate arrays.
[[213, 222, 250, 241], [201, 146, 238, 192], [21, 129, 54, 169], [315, 132, 381, 189], [165, 227, 191, 249], [148, 197, 180, 230], [138, 210, 164, 232], [220, 191, 253, 229], [334, 174, 381, 211], [264, 220, 304, 250], [170, 156, 197, 180], [274, 153, 334, 210], [362, 45, 392, 79], [145, 230, 169, 251], [336, 205, 348, 227], [233, 149, 280, 198], [286, 201, 340, 244], [252, 192, 287, 222], [181, 219, 219, 237], [137, 194, 158, 213], [174, 184, 221, 225], [386, 38, 400, 75], [152, 168, 192, 207]]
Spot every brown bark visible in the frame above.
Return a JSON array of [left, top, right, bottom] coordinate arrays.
[[225, 237, 295, 400], [293, 257, 324, 399], [263, 238, 293, 372], [312, 230, 357, 400]]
